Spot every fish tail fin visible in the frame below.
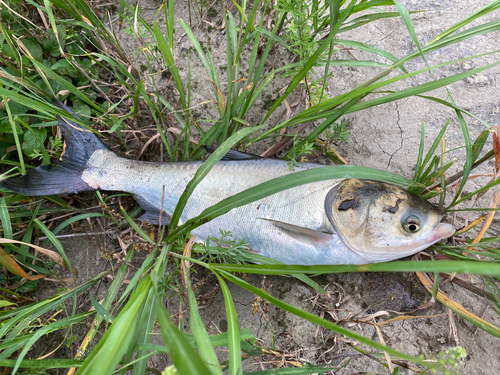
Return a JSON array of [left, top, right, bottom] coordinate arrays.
[[1, 100, 108, 196]]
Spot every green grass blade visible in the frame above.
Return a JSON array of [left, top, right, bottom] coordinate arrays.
[[254, 26, 290, 51], [275, 50, 499, 131], [76, 276, 152, 375], [284, 96, 361, 159], [11, 312, 91, 374], [213, 273, 241, 375], [428, 276, 500, 338], [153, 20, 186, 110], [347, 60, 500, 115], [400, 20, 500, 68], [0, 358, 82, 370], [131, 289, 156, 375], [417, 119, 450, 179], [448, 178, 500, 208], [413, 122, 425, 182], [320, 59, 390, 68], [70, 248, 135, 369], [2, 98, 25, 175], [0, 197, 12, 241], [394, 1, 429, 69], [0, 22, 21, 70], [428, 0, 500, 44], [332, 39, 402, 69], [415, 94, 492, 129], [132, 78, 145, 116], [120, 206, 155, 245], [341, 10, 423, 32], [212, 260, 500, 276], [89, 293, 115, 323], [169, 126, 257, 230], [33, 219, 76, 285], [196, 245, 326, 294], [188, 281, 223, 375], [471, 130, 489, 163], [166, 0, 174, 49], [30, 59, 102, 112], [0, 89, 93, 129], [41, 213, 109, 247], [450, 109, 472, 206], [118, 247, 159, 305], [178, 19, 219, 89], [184, 328, 256, 349], [0, 270, 108, 347], [154, 291, 212, 375]]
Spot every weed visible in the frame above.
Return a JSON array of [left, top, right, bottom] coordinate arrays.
[[122, 6, 149, 40], [202, 229, 250, 265], [287, 135, 315, 170], [29, 135, 63, 160], [426, 346, 467, 375], [276, 0, 335, 105]]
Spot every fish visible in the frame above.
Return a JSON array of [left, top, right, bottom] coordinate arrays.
[[0, 101, 456, 265]]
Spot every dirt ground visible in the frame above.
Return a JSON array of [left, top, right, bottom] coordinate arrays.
[[31, 0, 500, 374]]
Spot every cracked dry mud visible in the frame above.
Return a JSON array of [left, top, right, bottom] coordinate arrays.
[[31, 0, 500, 374]]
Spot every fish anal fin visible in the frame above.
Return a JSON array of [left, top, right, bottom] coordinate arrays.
[[260, 218, 334, 245], [138, 211, 171, 225], [133, 194, 171, 225]]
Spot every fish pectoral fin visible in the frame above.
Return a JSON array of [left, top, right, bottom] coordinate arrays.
[[260, 218, 334, 245]]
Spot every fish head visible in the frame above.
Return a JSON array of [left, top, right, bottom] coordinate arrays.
[[325, 179, 455, 262]]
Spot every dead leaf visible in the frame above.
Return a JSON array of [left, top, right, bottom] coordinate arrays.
[[490, 126, 500, 172], [181, 237, 195, 291], [0, 246, 45, 281], [0, 239, 78, 278], [376, 313, 447, 326]]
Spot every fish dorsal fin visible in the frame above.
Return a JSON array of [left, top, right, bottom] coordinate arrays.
[[221, 149, 262, 161], [206, 147, 263, 161], [260, 218, 334, 245]]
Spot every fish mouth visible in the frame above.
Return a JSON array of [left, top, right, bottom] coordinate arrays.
[[356, 222, 456, 262], [429, 222, 456, 243], [391, 222, 456, 258]]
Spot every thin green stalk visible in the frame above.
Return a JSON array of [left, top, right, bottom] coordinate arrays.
[[2, 98, 25, 175]]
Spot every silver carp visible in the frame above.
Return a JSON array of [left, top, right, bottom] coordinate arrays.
[[1, 101, 455, 265]]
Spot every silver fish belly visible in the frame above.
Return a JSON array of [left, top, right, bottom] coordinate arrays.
[[82, 149, 366, 265]]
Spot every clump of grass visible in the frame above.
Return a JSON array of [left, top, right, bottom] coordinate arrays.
[[0, 0, 500, 374]]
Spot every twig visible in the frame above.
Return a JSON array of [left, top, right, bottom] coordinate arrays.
[[427, 149, 494, 192], [339, 338, 421, 373], [37, 231, 114, 241], [439, 272, 497, 302]]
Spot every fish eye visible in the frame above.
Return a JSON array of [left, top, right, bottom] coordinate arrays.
[[403, 216, 421, 233]]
